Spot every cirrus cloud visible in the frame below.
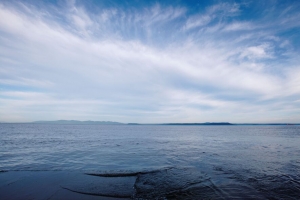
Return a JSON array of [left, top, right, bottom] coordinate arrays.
[[0, 0, 300, 123]]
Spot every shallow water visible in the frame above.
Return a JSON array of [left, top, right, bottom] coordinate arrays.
[[0, 124, 300, 199]]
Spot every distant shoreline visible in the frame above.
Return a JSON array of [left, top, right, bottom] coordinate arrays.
[[0, 120, 299, 125]]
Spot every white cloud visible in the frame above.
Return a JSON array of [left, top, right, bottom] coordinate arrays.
[[240, 44, 273, 60], [184, 3, 240, 31], [0, 1, 299, 123], [185, 15, 211, 30], [283, 67, 300, 96], [223, 22, 255, 31], [207, 2, 240, 15]]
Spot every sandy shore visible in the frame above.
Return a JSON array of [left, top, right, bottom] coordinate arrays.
[[0, 171, 135, 200]]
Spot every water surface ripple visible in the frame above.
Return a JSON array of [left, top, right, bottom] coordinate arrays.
[[0, 124, 299, 199]]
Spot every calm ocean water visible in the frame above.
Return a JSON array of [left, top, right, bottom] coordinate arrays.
[[1, 124, 300, 199]]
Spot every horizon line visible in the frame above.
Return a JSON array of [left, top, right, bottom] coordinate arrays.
[[0, 120, 299, 125]]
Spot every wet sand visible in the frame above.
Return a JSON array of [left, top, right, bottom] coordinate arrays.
[[0, 171, 134, 200]]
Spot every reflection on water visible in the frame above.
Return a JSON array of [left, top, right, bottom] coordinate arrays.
[[0, 124, 300, 199]]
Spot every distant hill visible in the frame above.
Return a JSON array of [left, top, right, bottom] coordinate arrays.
[[32, 120, 123, 125]]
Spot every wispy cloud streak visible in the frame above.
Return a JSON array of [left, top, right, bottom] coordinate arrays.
[[0, 0, 299, 122]]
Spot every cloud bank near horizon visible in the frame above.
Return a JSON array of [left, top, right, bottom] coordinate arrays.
[[0, 0, 300, 123]]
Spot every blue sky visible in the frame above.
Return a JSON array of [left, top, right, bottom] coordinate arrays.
[[0, 0, 300, 123]]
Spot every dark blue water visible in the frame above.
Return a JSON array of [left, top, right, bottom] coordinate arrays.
[[1, 124, 300, 199]]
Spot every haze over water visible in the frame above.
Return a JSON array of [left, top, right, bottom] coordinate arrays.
[[1, 123, 299, 199]]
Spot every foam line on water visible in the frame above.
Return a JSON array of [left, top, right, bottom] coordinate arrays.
[[85, 167, 174, 177]]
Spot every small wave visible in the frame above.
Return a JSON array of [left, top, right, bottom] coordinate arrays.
[[86, 171, 139, 177], [133, 167, 212, 199], [85, 167, 173, 177], [212, 165, 300, 199], [59, 166, 300, 199], [61, 173, 136, 199]]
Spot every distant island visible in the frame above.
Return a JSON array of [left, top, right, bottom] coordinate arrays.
[[30, 121, 233, 125], [162, 122, 233, 125], [116, 122, 233, 125], [32, 120, 123, 125], [127, 122, 299, 126]]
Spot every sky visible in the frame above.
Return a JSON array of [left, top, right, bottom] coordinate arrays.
[[0, 0, 300, 123]]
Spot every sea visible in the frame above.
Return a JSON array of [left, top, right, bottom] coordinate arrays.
[[1, 123, 300, 199]]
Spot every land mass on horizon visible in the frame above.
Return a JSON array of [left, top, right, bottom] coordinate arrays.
[[32, 121, 234, 125], [32, 120, 123, 125], [22, 121, 300, 125]]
